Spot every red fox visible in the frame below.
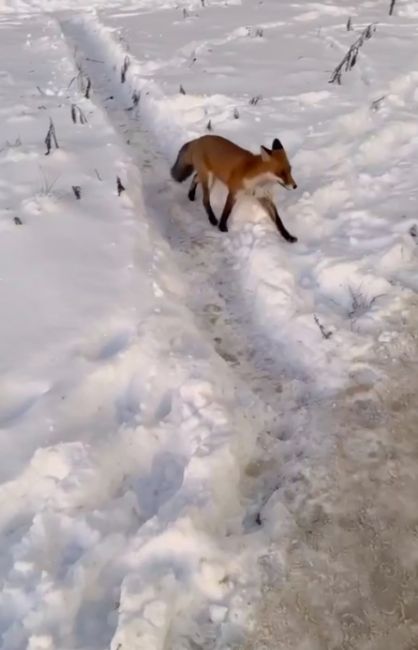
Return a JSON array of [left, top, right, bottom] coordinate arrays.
[[170, 134, 297, 242]]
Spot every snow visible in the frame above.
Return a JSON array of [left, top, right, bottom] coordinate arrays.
[[66, 3, 418, 389], [0, 15, 258, 650], [1, 0, 418, 649]]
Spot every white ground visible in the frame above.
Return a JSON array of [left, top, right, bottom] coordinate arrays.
[[1, 1, 418, 649]]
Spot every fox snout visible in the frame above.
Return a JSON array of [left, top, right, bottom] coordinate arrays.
[[280, 171, 297, 190], [280, 178, 297, 190], [288, 173, 297, 189]]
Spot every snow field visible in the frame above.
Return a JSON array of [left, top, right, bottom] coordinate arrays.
[[69, 1, 418, 392], [0, 15, 261, 650], [1, 0, 418, 648], [58, 3, 418, 648]]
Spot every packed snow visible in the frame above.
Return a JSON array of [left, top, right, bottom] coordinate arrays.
[[1, 0, 418, 649]]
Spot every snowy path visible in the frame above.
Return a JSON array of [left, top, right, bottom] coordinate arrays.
[[1, 1, 418, 649], [58, 14, 322, 648], [0, 15, 265, 650], [60, 7, 418, 649], [247, 336, 418, 650], [60, 9, 316, 491]]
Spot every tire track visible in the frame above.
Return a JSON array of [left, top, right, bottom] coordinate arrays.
[[59, 14, 320, 530], [60, 11, 418, 650]]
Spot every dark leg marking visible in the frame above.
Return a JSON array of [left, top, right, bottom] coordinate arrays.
[[258, 196, 297, 243], [188, 174, 198, 201], [218, 191, 236, 232], [202, 182, 218, 226]]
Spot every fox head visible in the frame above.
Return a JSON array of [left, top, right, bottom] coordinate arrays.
[[260, 138, 297, 190]]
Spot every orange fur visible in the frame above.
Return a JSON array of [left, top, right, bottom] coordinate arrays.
[[171, 134, 297, 239]]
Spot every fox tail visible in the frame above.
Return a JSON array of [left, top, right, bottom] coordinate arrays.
[[170, 141, 194, 182]]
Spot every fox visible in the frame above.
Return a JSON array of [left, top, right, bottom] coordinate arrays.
[[170, 134, 297, 242]]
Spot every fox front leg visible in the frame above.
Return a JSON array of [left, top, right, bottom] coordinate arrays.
[[258, 196, 297, 243]]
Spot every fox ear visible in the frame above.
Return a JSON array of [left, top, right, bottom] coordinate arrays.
[[260, 145, 272, 161], [272, 138, 283, 151]]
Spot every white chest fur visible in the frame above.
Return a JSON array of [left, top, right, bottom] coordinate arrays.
[[242, 172, 277, 197]]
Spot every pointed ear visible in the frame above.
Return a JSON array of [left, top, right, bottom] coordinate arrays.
[[260, 145, 272, 161], [272, 138, 283, 151]]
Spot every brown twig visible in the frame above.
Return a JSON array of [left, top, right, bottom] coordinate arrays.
[[45, 118, 59, 155], [71, 104, 88, 124], [121, 56, 130, 83], [329, 24, 376, 84], [117, 176, 125, 196], [314, 315, 333, 340], [84, 77, 92, 99]]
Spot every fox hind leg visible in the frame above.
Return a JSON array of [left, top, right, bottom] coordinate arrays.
[[188, 174, 199, 201], [219, 191, 236, 232], [199, 171, 218, 226]]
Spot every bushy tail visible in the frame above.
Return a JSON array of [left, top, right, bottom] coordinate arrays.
[[170, 141, 194, 183]]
